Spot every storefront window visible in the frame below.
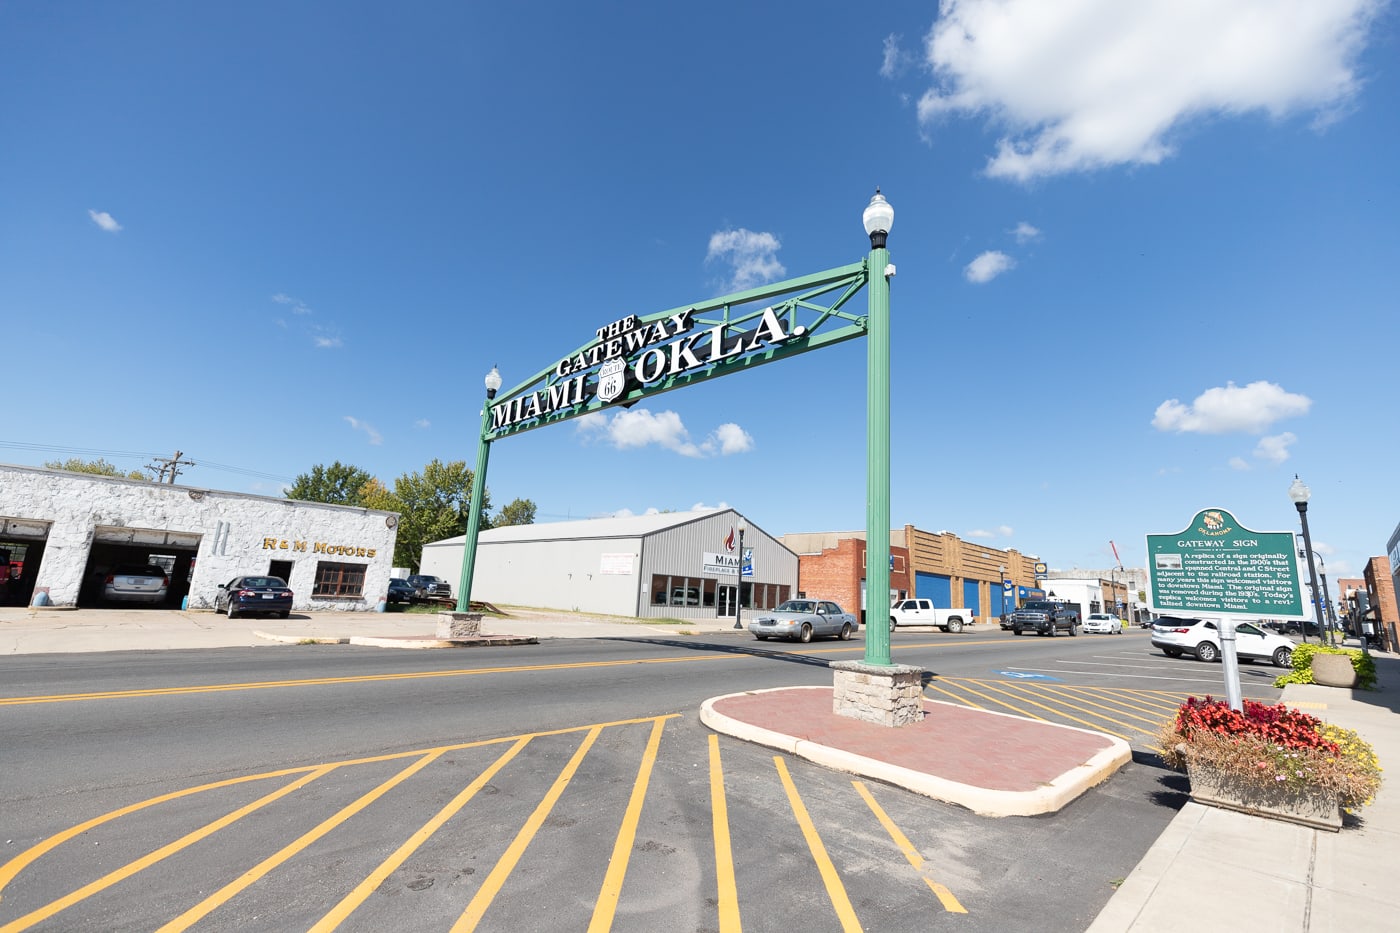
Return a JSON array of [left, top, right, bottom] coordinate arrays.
[[313, 562, 366, 598]]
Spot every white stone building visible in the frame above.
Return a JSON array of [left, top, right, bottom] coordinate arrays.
[[0, 463, 398, 611], [419, 509, 799, 619]]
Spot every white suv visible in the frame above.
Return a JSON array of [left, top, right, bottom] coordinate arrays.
[[1150, 617, 1295, 667]]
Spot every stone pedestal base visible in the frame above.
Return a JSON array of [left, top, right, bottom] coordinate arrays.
[[436, 611, 482, 639], [830, 660, 926, 727]]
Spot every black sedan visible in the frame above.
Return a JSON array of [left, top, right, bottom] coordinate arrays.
[[214, 576, 294, 619], [387, 577, 414, 604]]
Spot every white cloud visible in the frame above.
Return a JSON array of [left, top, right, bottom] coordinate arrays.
[[967, 525, 1014, 539], [706, 228, 785, 292], [313, 335, 343, 349], [272, 293, 313, 315], [881, 33, 912, 78], [1153, 381, 1311, 434], [415, 418, 431, 429], [1228, 456, 1251, 471], [576, 409, 753, 458], [343, 416, 382, 445], [965, 250, 1015, 283], [1254, 432, 1298, 464], [1012, 221, 1041, 243], [88, 210, 122, 232], [713, 422, 755, 455], [917, 0, 1384, 181]]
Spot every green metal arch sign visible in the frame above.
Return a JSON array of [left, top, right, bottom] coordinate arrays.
[[484, 261, 872, 440]]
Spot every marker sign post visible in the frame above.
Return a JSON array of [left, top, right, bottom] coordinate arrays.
[[1146, 508, 1306, 710]]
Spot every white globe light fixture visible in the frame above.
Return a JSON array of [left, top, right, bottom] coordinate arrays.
[[862, 189, 894, 248], [484, 366, 503, 399]]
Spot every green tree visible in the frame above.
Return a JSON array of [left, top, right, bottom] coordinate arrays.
[[391, 459, 489, 572], [285, 461, 374, 506], [44, 457, 150, 480], [493, 497, 537, 528]]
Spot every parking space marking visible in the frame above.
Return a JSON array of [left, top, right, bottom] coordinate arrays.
[[453, 727, 602, 932], [7, 714, 964, 932], [589, 717, 667, 933], [158, 750, 448, 933], [853, 781, 966, 913], [774, 757, 861, 933], [707, 735, 742, 933], [956, 679, 1134, 740]]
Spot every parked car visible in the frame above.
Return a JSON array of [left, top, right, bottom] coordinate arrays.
[[214, 576, 294, 619], [406, 574, 452, 601], [748, 599, 857, 643], [1083, 613, 1122, 634], [102, 565, 170, 604], [387, 577, 414, 605], [1150, 617, 1294, 667]]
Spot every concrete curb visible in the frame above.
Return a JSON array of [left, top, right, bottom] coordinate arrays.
[[253, 631, 541, 649], [700, 686, 1132, 817]]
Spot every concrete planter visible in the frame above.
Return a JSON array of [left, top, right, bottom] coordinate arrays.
[[1182, 748, 1342, 831], [1310, 652, 1357, 688]]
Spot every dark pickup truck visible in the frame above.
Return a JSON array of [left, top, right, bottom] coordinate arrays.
[[406, 574, 452, 601], [1009, 600, 1081, 636]]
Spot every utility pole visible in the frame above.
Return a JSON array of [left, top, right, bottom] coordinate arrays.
[[146, 450, 196, 484]]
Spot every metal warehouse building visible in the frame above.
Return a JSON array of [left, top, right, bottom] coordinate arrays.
[[419, 509, 798, 620], [0, 462, 399, 611]]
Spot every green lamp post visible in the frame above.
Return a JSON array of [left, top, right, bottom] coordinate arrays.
[[455, 365, 503, 613], [862, 189, 894, 667]]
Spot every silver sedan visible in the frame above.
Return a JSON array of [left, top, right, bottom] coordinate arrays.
[[748, 599, 857, 643]]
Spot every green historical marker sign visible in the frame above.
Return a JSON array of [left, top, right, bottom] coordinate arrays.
[[1146, 508, 1305, 618]]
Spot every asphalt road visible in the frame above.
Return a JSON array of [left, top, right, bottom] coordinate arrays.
[[0, 626, 1286, 932]]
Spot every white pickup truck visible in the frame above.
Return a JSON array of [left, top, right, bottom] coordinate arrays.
[[889, 599, 974, 633]]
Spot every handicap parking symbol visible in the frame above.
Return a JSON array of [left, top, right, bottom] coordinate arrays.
[[995, 670, 1061, 681]]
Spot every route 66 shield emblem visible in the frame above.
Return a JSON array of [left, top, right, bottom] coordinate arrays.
[[597, 357, 626, 403]]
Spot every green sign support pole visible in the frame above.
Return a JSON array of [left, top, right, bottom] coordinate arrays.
[[455, 380, 499, 613], [863, 193, 893, 667]]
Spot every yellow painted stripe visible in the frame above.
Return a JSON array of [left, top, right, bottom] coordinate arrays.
[[0, 658, 733, 707], [588, 718, 668, 933], [1018, 683, 1167, 728], [774, 757, 861, 933], [933, 679, 1051, 720], [922, 680, 988, 710], [0, 636, 1019, 707], [959, 680, 1131, 739], [708, 735, 742, 933], [451, 727, 603, 932], [156, 750, 447, 933], [0, 766, 317, 894], [852, 781, 966, 913], [308, 737, 531, 933], [0, 715, 678, 905], [0, 766, 334, 933]]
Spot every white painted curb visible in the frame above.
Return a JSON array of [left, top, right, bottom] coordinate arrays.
[[700, 686, 1132, 817]]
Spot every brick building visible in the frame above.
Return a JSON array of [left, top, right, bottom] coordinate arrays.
[[1363, 556, 1398, 649], [780, 525, 1044, 626]]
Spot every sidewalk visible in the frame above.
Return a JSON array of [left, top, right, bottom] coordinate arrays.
[[1086, 648, 1400, 932]]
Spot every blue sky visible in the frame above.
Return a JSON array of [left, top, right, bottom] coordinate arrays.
[[3, 1, 1397, 593]]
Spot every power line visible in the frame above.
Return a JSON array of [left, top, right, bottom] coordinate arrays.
[[0, 440, 295, 484]]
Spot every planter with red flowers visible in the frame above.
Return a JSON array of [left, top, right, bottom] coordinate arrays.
[[1156, 696, 1382, 831]]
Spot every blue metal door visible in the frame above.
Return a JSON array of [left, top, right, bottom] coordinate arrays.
[[915, 572, 952, 607], [963, 580, 979, 614]]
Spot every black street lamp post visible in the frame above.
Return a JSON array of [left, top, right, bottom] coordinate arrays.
[[1288, 476, 1323, 646]]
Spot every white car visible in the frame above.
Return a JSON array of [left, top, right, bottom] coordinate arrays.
[[1150, 617, 1295, 667], [748, 599, 857, 643], [1083, 613, 1122, 634]]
